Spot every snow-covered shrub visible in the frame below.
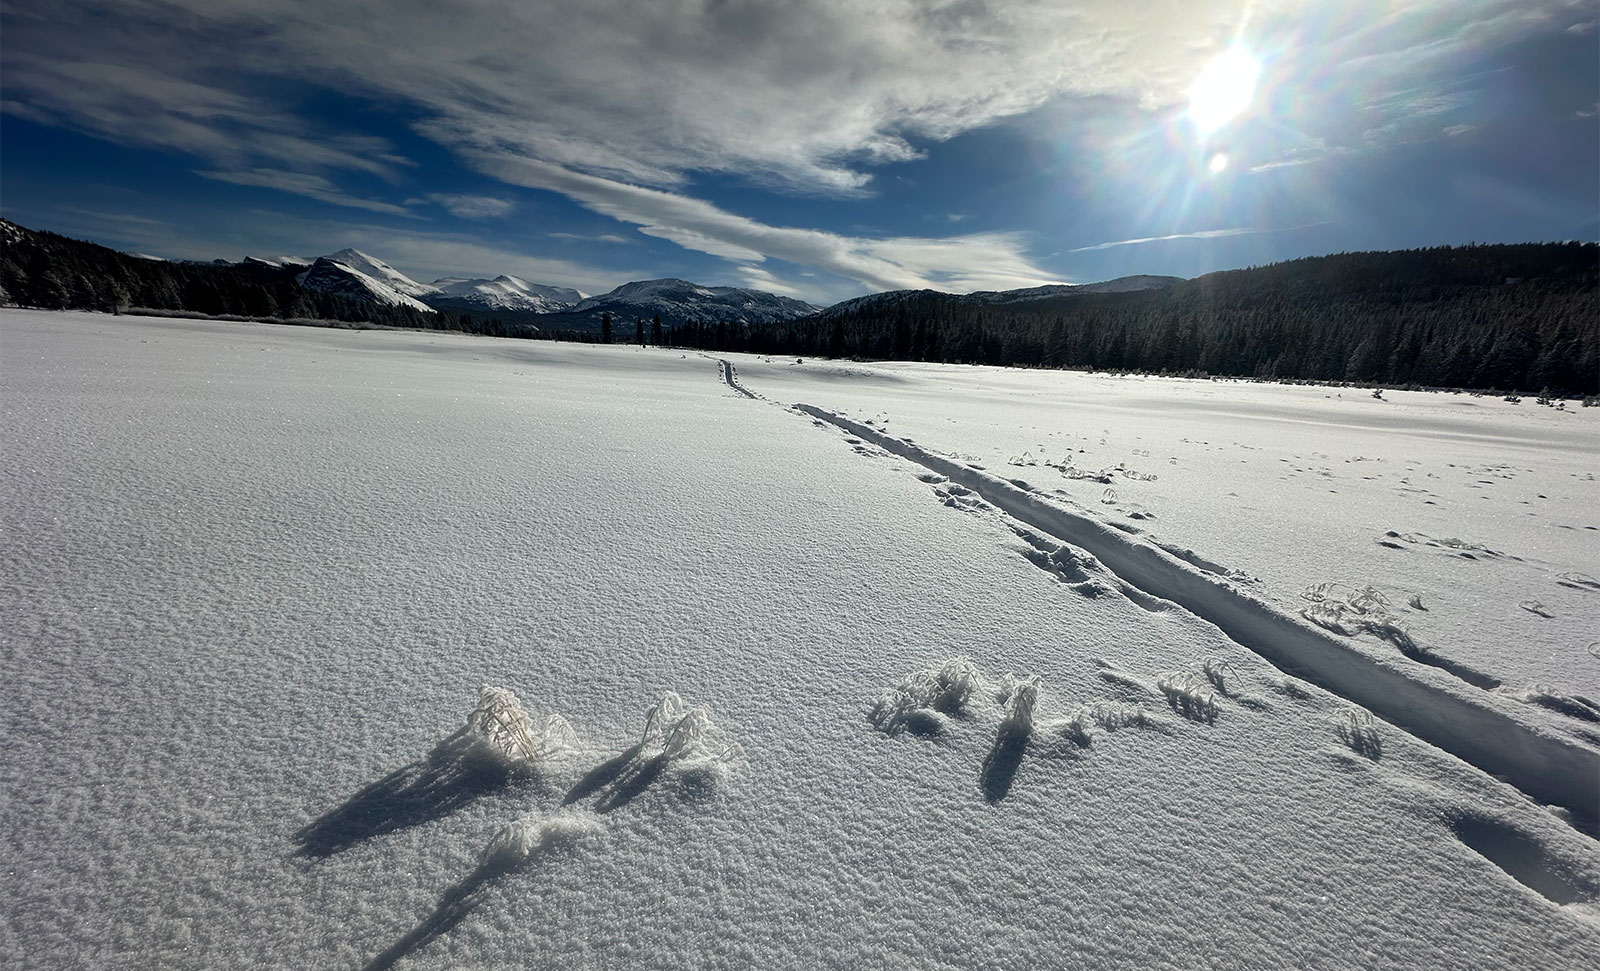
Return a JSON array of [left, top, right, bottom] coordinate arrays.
[[1156, 672, 1218, 723], [481, 810, 600, 868], [466, 685, 575, 766], [1334, 707, 1382, 759]]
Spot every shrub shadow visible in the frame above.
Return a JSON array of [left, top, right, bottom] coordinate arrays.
[[362, 860, 507, 971], [562, 743, 643, 806], [980, 729, 1028, 804], [294, 730, 511, 859]]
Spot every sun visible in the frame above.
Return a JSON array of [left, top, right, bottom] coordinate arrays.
[[1187, 47, 1259, 134]]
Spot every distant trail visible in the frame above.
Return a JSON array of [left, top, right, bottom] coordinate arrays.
[[716, 358, 759, 399], [791, 402, 1600, 830]]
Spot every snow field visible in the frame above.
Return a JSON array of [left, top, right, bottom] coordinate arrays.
[[736, 354, 1600, 699], [2, 310, 1598, 970]]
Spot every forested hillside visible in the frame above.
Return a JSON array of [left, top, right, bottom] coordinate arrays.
[[0, 221, 484, 333], [4, 220, 1593, 393], [669, 243, 1598, 394]]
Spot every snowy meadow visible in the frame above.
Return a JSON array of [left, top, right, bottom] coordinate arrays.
[[3, 309, 1598, 969]]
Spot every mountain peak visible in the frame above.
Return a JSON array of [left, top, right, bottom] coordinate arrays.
[[564, 277, 819, 327], [314, 248, 437, 298]]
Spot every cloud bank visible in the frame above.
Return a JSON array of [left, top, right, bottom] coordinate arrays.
[[3, 1, 1584, 294]]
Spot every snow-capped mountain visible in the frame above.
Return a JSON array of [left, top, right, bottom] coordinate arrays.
[[425, 275, 582, 314], [240, 256, 311, 270], [316, 248, 439, 298], [565, 278, 819, 325], [296, 257, 435, 312]]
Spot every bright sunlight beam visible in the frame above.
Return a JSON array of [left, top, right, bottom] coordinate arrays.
[[1188, 48, 1259, 135]]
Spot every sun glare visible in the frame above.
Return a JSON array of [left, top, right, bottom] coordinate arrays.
[[1208, 152, 1229, 173], [1187, 47, 1259, 134]]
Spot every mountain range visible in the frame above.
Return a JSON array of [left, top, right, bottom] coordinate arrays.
[[3, 219, 1592, 394], [282, 247, 822, 326], [0, 219, 1198, 328], [280, 246, 1187, 329]]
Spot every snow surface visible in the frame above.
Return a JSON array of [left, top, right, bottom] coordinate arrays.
[[735, 356, 1600, 700], [3, 309, 1598, 971]]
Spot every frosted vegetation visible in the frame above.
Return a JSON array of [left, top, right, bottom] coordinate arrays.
[[3, 310, 1597, 970], [465, 686, 575, 767]]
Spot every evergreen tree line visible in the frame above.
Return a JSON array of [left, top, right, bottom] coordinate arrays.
[[662, 243, 1598, 395], [6, 223, 1593, 394]]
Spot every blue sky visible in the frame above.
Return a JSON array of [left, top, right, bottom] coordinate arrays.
[[2, 1, 1595, 306]]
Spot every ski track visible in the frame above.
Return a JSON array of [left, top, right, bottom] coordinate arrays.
[[716, 358, 759, 399], [706, 385, 1600, 832]]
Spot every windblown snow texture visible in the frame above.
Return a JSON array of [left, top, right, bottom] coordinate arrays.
[[2, 309, 1596, 971]]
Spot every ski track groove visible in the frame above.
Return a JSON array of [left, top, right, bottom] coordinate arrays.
[[769, 400, 1599, 831], [716, 358, 759, 399]]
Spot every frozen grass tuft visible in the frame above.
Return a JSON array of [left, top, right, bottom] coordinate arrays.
[[1301, 582, 1417, 651], [996, 675, 1042, 740], [642, 691, 687, 748], [1156, 672, 1218, 723], [1200, 656, 1242, 696], [1556, 571, 1600, 591], [481, 810, 600, 868], [466, 685, 575, 767], [1503, 684, 1600, 724], [1088, 700, 1157, 732], [870, 656, 985, 734], [1334, 707, 1382, 760], [1060, 704, 1095, 747], [641, 692, 742, 764], [1270, 677, 1314, 701]]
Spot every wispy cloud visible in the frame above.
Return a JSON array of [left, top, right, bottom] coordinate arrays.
[[476, 152, 1060, 293], [419, 193, 515, 219], [2, 1, 1584, 294], [26, 0, 1563, 199], [53, 206, 169, 228], [197, 169, 415, 216], [548, 231, 634, 244], [1068, 228, 1258, 253]]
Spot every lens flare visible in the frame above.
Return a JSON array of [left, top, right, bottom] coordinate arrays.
[[1208, 152, 1229, 173], [1188, 48, 1259, 134]]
